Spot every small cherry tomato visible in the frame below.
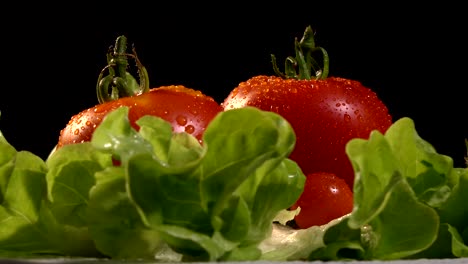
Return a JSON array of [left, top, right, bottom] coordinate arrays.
[[293, 172, 354, 228]]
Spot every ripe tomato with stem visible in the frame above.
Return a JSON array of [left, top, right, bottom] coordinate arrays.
[[222, 26, 393, 189], [57, 36, 223, 151]]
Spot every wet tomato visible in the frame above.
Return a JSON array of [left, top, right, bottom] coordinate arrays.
[[222, 26, 392, 189], [57, 85, 223, 149], [292, 172, 354, 228], [57, 35, 223, 150]]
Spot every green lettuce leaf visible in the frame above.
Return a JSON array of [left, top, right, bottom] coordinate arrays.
[[1, 108, 466, 262], [306, 117, 468, 260], [87, 106, 305, 261], [0, 134, 100, 257]]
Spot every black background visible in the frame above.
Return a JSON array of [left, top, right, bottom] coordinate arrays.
[[1, 4, 466, 168]]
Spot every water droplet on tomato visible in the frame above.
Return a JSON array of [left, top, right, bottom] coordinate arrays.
[[185, 125, 195, 134], [176, 115, 187, 126], [74, 129, 80, 135], [344, 114, 351, 122], [85, 121, 92, 126]]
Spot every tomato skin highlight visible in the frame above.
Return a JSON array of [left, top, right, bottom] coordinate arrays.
[[293, 172, 354, 228], [222, 75, 392, 188], [57, 85, 223, 148]]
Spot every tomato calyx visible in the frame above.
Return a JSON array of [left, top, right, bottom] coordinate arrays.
[[96, 35, 150, 103], [271, 25, 329, 80]]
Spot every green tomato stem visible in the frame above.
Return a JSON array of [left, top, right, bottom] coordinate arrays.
[[271, 26, 329, 80], [96, 35, 150, 103]]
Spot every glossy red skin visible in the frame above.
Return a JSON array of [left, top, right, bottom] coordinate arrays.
[[58, 85, 223, 148], [222, 75, 392, 189], [293, 172, 354, 228]]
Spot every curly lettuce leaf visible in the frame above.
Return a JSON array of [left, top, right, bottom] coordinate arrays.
[[87, 166, 164, 259], [87, 106, 305, 261], [2, 109, 465, 262], [0, 130, 16, 202], [0, 135, 100, 257], [45, 143, 112, 226], [306, 117, 468, 260], [0, 106, 305, 260]]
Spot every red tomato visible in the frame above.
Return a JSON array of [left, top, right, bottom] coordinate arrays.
[[57, 35, 223, 150], [222, 75, 392, 188], [293, 172, 353, 228], [57, 85, 223, 148], [222, 26, 392, 189]]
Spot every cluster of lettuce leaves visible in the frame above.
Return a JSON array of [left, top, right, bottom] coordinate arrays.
[[0, 106, 467, 261]]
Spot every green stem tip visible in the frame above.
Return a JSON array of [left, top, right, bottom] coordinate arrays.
[[271, 26, 329, 80], [96, 35, 150, 104]]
